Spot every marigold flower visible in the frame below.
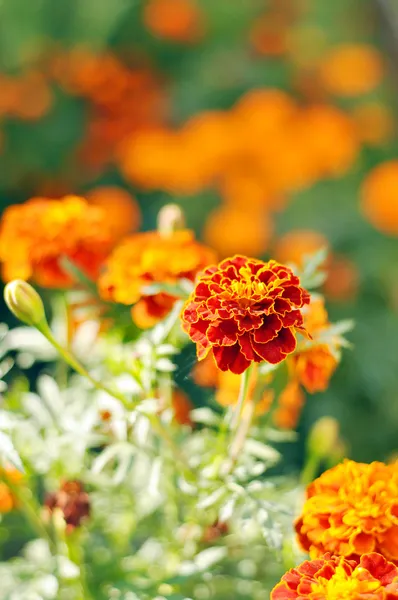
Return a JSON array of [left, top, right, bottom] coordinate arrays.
[[292, 345, 338, 394], [353, 103, 395, 147], [99, 230, 215, 329], [172, 389, 194, 427], [271, 552, 398, 599], [0, 196, 115, 288], [273, 380, 305, 430], [86, 186, 141, 240], [361, 161, 398, 236], [319, 44, 384, 97], [295, 459, 398, 562], [182, 256, 310, 374], [204, 206, 273, 258], [323, 255, 359, 302], [288, 298, 338, 393], [143, 0, 205, 43], [0, 468, 23, 513], [44, 480, 90, 533], [274, 230, 329, 269]]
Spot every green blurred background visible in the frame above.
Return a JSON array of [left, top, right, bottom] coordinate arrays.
[[1, 0, 398, 464]]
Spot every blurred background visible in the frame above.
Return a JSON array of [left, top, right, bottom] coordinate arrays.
[[1, 0, 398, 463]]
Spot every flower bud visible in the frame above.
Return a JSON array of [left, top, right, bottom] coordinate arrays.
[[157, 204, 185, 236], [4, 280, 47, 328], [308, 416, 340, 459]]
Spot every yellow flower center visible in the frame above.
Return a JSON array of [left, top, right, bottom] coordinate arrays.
[[311, 565, 381, 599]]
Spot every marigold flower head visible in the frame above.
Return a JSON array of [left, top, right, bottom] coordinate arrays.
[[361, 161, 398, 236], [271, 552, 398, 599], [172, 389, 194, 427], [0, 196, 115, 288], [292, 345, 338, 394], [143, 0, 205, 43], [182, 255, 310, 375], [295, 459, 398, 562], [274, 230, 329, 269], [353, 103, 395, 147], [273, 380, 305, 430], [319, 44, 384, 97], [86, 186, 141, 240], [99, 229, 216, 329], [0, 468, 23, 513], [204, 206, 273, 258], [323, 255, 359, 302]]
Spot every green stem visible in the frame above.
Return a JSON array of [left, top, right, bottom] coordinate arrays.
[[300, 452, 321, 485], [230, 365, 253, 431], [66, 531, 94, 600], [3, 474, 55, 551]]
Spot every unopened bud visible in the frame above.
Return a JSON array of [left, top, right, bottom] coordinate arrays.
[[308, 416, 339, 459], [4, 280, 47, 329], [157, 204, 185, 236]]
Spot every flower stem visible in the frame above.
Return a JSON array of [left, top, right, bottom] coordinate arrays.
[[300, 451, 321, 485], [230, 365, 253, 431]]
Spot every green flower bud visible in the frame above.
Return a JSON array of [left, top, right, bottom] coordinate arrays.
[[157, 204, 185, 236], [4, 280, 47, 329], [308, 416, 340, 460]]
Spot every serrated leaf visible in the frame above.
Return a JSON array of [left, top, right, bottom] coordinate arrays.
[[244, 439, 281, 464]]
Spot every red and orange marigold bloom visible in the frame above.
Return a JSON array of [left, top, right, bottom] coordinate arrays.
[[271, 552, 398, 599], [295, 459, 398, 563], [0, 196, 115, 288], [182, 256, 310, 374], [98, 229, 215, 329]]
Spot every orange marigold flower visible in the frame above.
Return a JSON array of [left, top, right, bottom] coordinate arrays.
[[289, 299, 337, 393], [323, 255, 359, 302], [182, 256, 310, 374], [273, 380, 305, 430], [193, 354, 220, 388], [361, 161, 398, 236], [0, 196, 114, 288], [86, 186, 141, 240], [204, 206, 273, 258], [295, 460, 398, 562], [99, 230, 216, 329], [0, 468, 23, 513], [274, 230, 329, 269], [271, 552, 398, 599], [319, 44, 384, 97], [172, 389, 194, 427], [143, 0, 205, 43], [353, 103, 395, 147], [292, 345, 338, 393]]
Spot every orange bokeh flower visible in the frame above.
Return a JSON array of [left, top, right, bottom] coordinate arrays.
[[0, 196, 115, 288], [143, 0, 205, 43], [289, 298, 338, 393], [274, 230, 329, 269], [274, 380, 305, 430], [361, 161, 398, 236], [98, 229, 215, 329], [295, 460, 398, 562], [172, 389, 194, 427], [353, 103, 395, 147], [271, 552, 398, 600], [319, 44, 384, 97], [215, 369, 273, 416], [323, 255, 359, 302], [292, 345, 338, 394], [86, 186, 141, 240], [182, 256, 310, 374], [204, 206, 273, 258], [0, 468, 23, 513]]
